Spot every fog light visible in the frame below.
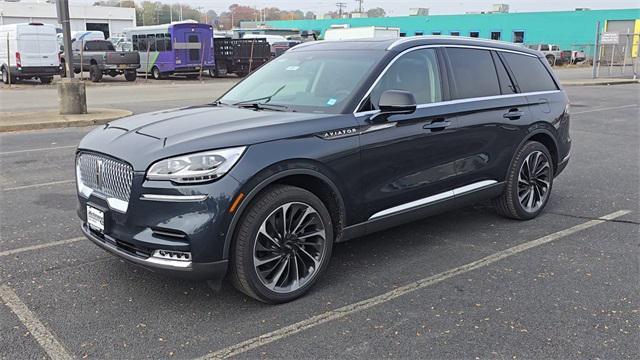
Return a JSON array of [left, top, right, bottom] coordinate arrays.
[[151, 249, 191, 262]]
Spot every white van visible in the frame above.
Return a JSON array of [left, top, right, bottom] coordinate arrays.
[[0, 23, 61, 84], [323, 26, 400, 41]]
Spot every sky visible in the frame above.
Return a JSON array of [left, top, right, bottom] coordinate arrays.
[[68, 0, 640, 16]]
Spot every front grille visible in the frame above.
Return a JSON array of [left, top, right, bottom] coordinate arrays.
[[77, 153, 133, 203]]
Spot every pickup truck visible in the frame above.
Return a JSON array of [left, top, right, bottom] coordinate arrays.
[[526, 44, 569, 66], [60, 39, 140, 82]]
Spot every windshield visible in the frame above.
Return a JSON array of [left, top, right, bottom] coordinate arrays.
[[218, 50, 384, 113]]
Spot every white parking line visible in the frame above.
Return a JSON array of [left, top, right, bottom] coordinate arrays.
[[572, 103, 639, 115], [0, 237, 84, 258], [2, 180, 75, 191], [199, 209, 631, 360], [0, 145, 76, 156], [0, 284, 72, 360]]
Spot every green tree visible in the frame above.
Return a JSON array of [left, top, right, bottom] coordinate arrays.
[[366, 7, 386, 18]]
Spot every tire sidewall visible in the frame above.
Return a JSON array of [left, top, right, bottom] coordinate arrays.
[[2, 67, 8, 84], [235, 186, 334, 303], [152, 66, 161, 80], [507, 141, 554, 219]]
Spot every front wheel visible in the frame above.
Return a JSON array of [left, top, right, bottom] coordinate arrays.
[[230, 185, 334, 303], [494, 141, 554, 220], [151, 66, 165, 80]]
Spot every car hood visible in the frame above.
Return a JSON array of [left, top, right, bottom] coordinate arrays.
[[78, 105, 342, 170]]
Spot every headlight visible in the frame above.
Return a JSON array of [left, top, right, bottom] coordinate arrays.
[[146, 146, 246, 184]]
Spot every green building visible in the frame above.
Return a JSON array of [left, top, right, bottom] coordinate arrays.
[[259, 8, 640, 57]]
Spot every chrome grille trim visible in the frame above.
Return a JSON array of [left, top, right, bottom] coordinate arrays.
[[76, 153, 133, 213]]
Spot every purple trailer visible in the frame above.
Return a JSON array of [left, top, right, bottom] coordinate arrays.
[[125, 22, 214, 80]]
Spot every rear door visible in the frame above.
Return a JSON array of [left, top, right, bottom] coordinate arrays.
[[16, 25, 43, 67], [442, 47, 532, 186], [36, 26, 59, 67], [185, 32, 201, 64]]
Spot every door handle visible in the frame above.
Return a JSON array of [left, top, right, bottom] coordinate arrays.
[[423, 118, 452, 131], [503, 108, 523, 120]]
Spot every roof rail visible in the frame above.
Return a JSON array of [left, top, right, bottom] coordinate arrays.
[[386, 35, 519, 50]]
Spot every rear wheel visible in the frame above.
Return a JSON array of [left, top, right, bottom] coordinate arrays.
[[124, 70, 137, 82], [230, 185, 334, 303], [89, 64, 102, 82], [60, 61, 67, 77], [40, 76, 53, 84], [494, 141, 554, 220], [546, 55, 556, 67]]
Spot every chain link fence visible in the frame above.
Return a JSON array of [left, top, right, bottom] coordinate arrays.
[[593, 32, 640, 79]]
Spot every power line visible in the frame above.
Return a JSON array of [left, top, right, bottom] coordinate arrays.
[[355, 0, 364, 13], [336, 2, 347, 18]]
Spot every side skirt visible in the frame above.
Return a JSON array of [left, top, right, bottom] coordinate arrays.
[[339, 182, 505, 242]]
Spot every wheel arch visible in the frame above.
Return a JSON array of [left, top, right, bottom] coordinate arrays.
[[520, 128, 560, 173], [222, 166, 347, 260]]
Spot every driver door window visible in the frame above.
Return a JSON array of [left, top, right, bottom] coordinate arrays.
[[369, 48, 442, 109]]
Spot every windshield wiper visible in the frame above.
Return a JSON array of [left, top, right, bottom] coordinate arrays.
[[233, 85, 286, 106], [236, 102, 289, 112]]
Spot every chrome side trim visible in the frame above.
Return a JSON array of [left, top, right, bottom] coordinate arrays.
[[451, 180, 498, 196], [354, 90, 561, 118], [369, 180, 498, 220], [140, 194, 208, 202], [561, 151, 571, 163]]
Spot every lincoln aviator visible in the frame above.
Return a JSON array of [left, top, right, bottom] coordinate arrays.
[[76, 37, 571, 303]]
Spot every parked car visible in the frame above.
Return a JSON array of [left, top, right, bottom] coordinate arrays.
[[75, 37, 571, 303], [60, 39, 140, 82], [0, 23, 60, 84]]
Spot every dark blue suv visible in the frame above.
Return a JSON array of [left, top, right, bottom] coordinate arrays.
[[76, 37, 570, 303]]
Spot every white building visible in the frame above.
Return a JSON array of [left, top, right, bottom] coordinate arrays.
[[0, 1, 136, 38]]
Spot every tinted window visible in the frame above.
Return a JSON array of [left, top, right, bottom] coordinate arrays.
[[155, 33, 165, 51], [491, 32, 501, 40], [447, 48, 500, 99], [502, 53, 558, 92], [450, 31, 460, 36], [469, 31, 479, 38], [370, 48, 442, 107], [540, 44, 549, 51], [84, 40, 115, 51], [491, 52, 517, 94]]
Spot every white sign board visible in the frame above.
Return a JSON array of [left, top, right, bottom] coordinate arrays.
[[601, 32, 619, 45]]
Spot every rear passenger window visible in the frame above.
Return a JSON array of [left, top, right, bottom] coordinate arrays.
[[369, 48, 442, 107], [491, 52, 517, 94], [447, 48, 501, 99], [502, 53, 558, 92]]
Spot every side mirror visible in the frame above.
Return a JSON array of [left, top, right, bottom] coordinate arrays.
[[378, 90, 417, 115]]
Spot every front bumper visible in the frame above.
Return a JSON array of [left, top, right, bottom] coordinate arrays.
[[77, 165, 243, 279], [82, 224, 228, 280]]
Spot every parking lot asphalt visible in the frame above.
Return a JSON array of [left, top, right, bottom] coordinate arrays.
[[0, 84, 638, 359]]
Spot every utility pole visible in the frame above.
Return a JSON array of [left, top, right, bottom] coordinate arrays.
[[336, 2, 347, 18], [55, 0, 87, 114], [169, 1, 173, 23], [355, 0, 364, 13]]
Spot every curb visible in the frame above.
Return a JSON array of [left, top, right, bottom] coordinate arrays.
[[0, 109, 133, 132], [561, 79, 639, 87]]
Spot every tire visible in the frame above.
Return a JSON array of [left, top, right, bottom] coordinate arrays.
[[494, 141, 554, 220], [235, 72, 247, 78], [208, 69, 216, 78], [230, 185, 334, 303], [1, 66, 9, 84], [124, 70, 137, 82], [60, 61, 67, 78], [89, 64, 102, 82], [40, 76, 53, 84], [546, 55, 556, 67], [151, 66, 164, 80]]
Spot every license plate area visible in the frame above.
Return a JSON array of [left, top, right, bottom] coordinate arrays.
[[87, 204, 106, 233]]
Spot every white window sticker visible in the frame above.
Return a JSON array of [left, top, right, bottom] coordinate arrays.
[[285, 66, 300, 71], [326, 98, 337, 106]]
